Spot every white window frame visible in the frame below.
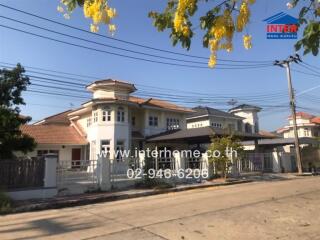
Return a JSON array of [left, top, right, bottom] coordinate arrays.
[[102, 107, 111, 122], [149, 116, 159, 127], [87, 117, 92, 127], [116, 140, 125, 161], [117, 107, 125, 122], [93, 111, 98, 123]]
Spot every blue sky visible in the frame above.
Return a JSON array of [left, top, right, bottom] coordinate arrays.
[[0, 0, 319, 131]]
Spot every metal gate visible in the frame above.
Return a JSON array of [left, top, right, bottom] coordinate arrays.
[[56, 159, 99, 195], [110, 158, 140, 189]]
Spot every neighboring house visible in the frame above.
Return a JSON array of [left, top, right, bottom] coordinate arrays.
[[146, 105, 266, 151], [186, 106, 244, 132], [186, 104, 261, 134], [277, 112, 320, 138], [21, 79, 193, 165], [229, 104, 261, 134]]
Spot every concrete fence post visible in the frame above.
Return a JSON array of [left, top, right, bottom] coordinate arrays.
[[98, 156, 111, 191], [138, 152, 145, 169], [173, 152, 185, 171], [44, 154, 58, 188], [202, 153, 214, 178]]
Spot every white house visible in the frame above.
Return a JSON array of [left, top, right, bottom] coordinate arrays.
[[21, 79, 193, 165], [277, 112, 320, 138], [186, 105, 261, 134]]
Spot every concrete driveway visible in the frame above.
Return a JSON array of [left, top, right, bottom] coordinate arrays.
[[1, 177, 320, 240]]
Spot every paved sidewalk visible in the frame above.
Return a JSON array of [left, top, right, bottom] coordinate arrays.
[[9, 173, 306, 214], [12, 179, 251, 213], [1, 177, 319, 240]]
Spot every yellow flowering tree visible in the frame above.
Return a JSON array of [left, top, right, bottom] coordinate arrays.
[[57, 0, 117, 34], [149, 0, 255, 68], [57, 0, 320, 68]]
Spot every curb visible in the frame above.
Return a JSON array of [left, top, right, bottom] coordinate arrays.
[[8, 180, 252, 215]]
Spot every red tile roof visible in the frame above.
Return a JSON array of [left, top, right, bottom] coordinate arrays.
[[21, 125, 87, 145], [312, 117, 320, 124], [288, 112, 314, 119], [129, 96, 193, 113], [259, 130, 279, 138], [33, 110, 72, 125]]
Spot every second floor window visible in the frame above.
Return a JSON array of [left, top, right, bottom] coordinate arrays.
[[117, 107, 125, 122], [102, 107, 111, 122], [212, 122, 222, 128], [93, 112, 98, 123], [167, 118, 180, 130], [132, 116, 136, 126], [87, 117, 92, 127], [149, 116, 158, 127]]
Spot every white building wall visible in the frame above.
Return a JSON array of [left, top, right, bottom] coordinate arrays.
[[187, 119, 210, 129], [232, 111, 259, 133]]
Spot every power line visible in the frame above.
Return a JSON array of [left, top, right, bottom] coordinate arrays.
[[0, 24, 273, 70], [299, 62, 320, 75], [0, 62, 99, 80], [0, 3, 273, 64], [291, 68, 320, 78], [2, 62, 289, 98], [26, 75, 288, 102], [1, 64, 290, 101], [0, 15, 272, 67]]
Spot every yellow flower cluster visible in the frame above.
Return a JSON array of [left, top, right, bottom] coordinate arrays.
[[83, 0, 117, 34], [236, 1, 250, 32], [58, 0, 117, 34], [207, 1, 255, 68], [173, 0, 196, 37], [243, 34, 252, 49], [208, 10, 234, 68]]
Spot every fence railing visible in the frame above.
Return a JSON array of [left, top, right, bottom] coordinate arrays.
[[0, 158, 45, 189]]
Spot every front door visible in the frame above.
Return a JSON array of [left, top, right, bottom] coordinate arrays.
[[72, 148, 81, 168]]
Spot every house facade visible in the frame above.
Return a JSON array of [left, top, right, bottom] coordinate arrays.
[[21, 79, 193, 165], [186, 104, 261, 134], [277, 112, 320, 138]]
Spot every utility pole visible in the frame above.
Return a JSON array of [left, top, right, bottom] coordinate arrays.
[[274, 54, 303, 174]]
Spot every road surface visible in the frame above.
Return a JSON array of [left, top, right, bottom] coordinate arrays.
[[1, 177, 320, 240]]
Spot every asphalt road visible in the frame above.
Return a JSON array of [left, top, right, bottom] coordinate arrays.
[[1, 177, 320, 240]]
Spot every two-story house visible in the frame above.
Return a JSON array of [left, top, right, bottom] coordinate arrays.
[[21, 79, 193, 165], [277, 112, 320, 138], [186, 104, 261, 134]]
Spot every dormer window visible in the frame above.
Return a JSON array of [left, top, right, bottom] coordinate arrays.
[[117, 107, 125, 122], [102, 107, 111, 122]]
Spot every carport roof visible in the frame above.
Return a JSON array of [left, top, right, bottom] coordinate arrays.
[[147, 127, 267, 143], [241, 137, 319, 146]]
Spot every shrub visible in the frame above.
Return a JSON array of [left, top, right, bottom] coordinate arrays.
[[0, 190, 12, 214]]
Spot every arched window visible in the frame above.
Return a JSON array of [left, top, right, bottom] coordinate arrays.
[[102, 107, 111, 122], [117, 107, 125, 122]]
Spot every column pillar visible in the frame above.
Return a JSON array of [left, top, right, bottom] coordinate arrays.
[[98, 156, 111, 191], [44, 154, 58, 188]]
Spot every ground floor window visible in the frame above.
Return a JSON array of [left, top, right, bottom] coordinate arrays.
[[101, 140, 111, 158], [37, 150, 59, 160], [116, 140, 125, 161], [90, 141, 96, 160]]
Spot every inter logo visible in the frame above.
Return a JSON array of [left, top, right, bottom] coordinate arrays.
[[263, 12, 299, 39]]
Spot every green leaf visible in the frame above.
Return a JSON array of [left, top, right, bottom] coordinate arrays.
[[312, 47, 319, 56]]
